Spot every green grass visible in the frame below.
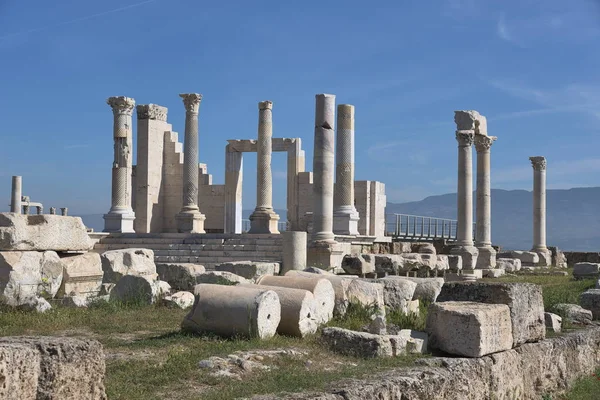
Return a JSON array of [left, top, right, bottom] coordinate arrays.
[[0, 270, 596, 399], [550, 368, 600, 399]]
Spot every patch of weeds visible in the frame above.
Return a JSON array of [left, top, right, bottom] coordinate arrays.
[[325, 302, 380, 331], [387, 301, 429, 331], [554, 368, 600, 400]]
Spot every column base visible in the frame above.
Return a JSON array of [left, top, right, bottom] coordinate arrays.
[[475, 245, 497, 269], [460, 269, 483, 281], [103, 212, 135, 233], [532, 248, 552, 267], [333, 210, 360, 236], [176, 211, 206, 233], [248, 209, 280, 234], [450, 245, 479, 270], [307, 240, 348, 271]]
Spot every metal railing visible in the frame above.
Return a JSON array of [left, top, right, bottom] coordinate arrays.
[[386, 213, 468, 241], [241, 219, 288, 233]]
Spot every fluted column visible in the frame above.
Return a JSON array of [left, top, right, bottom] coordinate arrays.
[[333, 104, 359, 235], [475, 134, 497, 269], [450, 111, 479, 272], [249, 101, 280, 234], [103, 96, 136, 233], [10, 176, 22, 214], [176, 93, 206, 233], [530, 156, 551, 266], [311, 94, 336, 243]]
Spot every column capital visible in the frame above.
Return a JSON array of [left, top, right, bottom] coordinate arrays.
[[337, 104, 355, 131], [259, 100, 273, 110], [107, 96, 135, 116], [474, 135, 497, 152], [456, 130, 475, 146], [179, 93, 202, 114], [136, 104, 168, 121], [530, 156, 547, 171]]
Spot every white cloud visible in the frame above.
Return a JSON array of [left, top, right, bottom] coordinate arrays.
[[496, 14, 514, 43]]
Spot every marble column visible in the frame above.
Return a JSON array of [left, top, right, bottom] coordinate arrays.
[[103, 96, 136, 233], [530, 156, 551, 266], [249, 101, 280, 234], [333, 104, 360, 235], [450, 111, 479, 272], [474, 134, 497, 269], [176, 93, 206, 233], [10, 176, 22, 214], [311, 94, 336, 244], [224, 143, 244, 234]]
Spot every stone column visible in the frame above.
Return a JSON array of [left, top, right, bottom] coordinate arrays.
[[10, 176, 22, 213], [224, 143, 243, 234], [450, 111, 479, 273], [249, 101, 280, 234], [49, 207, 56, 215], [530, 156, 551, 266], [61, 207, 68, 216], [333, 104, 359, 235], [176, 93, 206, 233], [103, 96, 136, 233], [474, 133, 497, 269], [282, 231, 307, 274], [311, 94, 336, 244]]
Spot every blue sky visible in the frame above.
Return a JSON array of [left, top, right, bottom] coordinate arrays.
[[1, 0, 599, 215]]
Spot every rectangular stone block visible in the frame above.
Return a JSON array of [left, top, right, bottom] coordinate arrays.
[[579, 289, 600, 319], [215, 261, 280, 280], [57, 252, 103, 298], [0, 342, 40, 400], [437, 282, 545, 346], [573, 262, 600, 280], [426, 301, 513, 357]]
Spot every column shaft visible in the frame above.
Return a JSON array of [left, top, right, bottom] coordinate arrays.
[[176, 93, 206, 233], [456, 132, 475, 246], [249, 101, 280, 234], [333, 104, 359, 235], [10, 176, 22, 213], [475, 134, 497, 269], [224, 144, 243, 234], [311, 94, 336, 243], [530, 157, 547, 250], [104, 96, 136, 233]]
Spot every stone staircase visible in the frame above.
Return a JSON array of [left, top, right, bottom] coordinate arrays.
[[93, 233, 283, 270]]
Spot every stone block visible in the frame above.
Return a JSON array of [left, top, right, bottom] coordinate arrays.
[[573, 262, 600, 280], [374, 277, 417, 311], [450, 245, 478, 269], [497, 258, 521, 272], [411, 243, 436, 255], [553, 303, 592, 325], [341, 254, 375, 275], [373, 254, 402, 275], [110, 275, 169, 304], [0, 251, 64, 306], [0, 336, 106, 400], [544, 312, 562, 333], [195, 271, 252, 286], [482, 269, 505, 278], [386, 277, 444, 303], [426, 301, 513, 357], [215, 261, 279, 280], [549, 246, 567, 268], [437, 282, 545, 346], [579, 289, 600, 319], [0, 213, 92, 251], [156, 263, 205, 291], [447, 255, 462, 272], [57, 252, 103, 298], [496, 250, 539, 265], [321, 327, 393, 358], [100, 248, 157, 284], [397, 329, 428, 354], [391, 241, 412, 254], [346, 279, 385, 314], [162, 291, 195, 309]]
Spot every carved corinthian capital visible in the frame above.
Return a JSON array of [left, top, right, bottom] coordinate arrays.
[[259, 100, 273, 110], [475, 135, 497, 152], [456, 131, 475, 146], [179, 93, 202, 114], [136, 104, 168, 121], [107, 96, 135, 116], [530, 156, 547, 171]]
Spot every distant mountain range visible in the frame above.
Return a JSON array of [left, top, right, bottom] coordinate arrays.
[[78, 188, 600, 251]]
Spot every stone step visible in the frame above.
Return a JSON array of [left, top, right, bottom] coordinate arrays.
[[154, 255, 281, 265], [93, 243, 283, 253]]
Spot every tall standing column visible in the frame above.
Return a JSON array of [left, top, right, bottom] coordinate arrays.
[[10, 176, 22, 213], [249, 101, 280, 234], [311, 94, 336, 244], [103, 96, 136, 233], [224, 143, 244, 234], [530, 156, 551, 266], [450, 111, 479, 272], [176, 93, 206, 233], [474, 134, 497, 269], [333, 104, 360, 236]]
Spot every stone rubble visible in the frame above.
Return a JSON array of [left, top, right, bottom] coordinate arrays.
[[100, 248, 157, 284], [156, 263, 205, 291], [553, 303, 593, 325], [544, 312, 562, 333], [578, 289, 600, 319]]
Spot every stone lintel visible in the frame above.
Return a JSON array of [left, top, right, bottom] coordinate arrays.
[[136, 104, 168, 121]]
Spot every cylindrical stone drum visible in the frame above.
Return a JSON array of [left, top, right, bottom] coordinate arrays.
[[281, 231, 307, 274], [285, 271, 358, 316], [182, 284, 281, 339], [240, 284, 317, 337], [256, 275, 334, 324]]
